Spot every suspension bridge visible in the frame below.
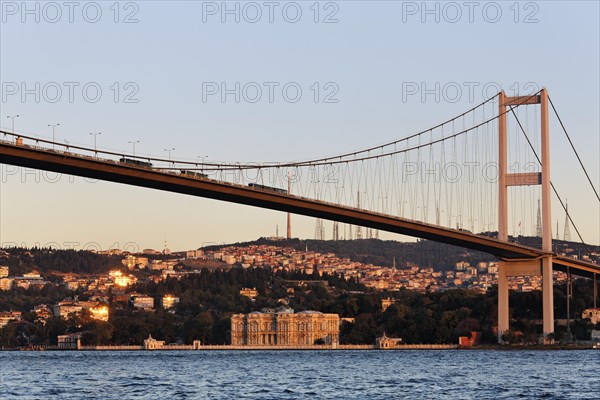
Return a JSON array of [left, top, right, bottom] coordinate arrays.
[[1, 88, 599, 342]]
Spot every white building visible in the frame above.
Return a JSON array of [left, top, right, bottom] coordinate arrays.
[[53, 301, 84, 319], [132, 295, 154, 310]]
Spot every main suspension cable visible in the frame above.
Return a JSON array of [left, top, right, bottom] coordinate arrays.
[[508, 106, 589, 250], [548, 96, 600, 202]]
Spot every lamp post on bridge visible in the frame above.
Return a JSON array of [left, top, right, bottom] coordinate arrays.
[[198, 155, 208, 173], [48, 123, 60, 150], [164, 148, 175, 165], [90, 132, 101, 156], [128, 140, 140, 157], [6, 115, 19, 141]]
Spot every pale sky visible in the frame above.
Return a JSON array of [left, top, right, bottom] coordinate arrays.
[[1, 1, 599, 251]]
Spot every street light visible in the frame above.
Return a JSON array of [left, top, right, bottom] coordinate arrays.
[[48, 123, 60, 150], [90, 132, 101, 154], [164, 148, 175, 164], [7, 114, 19, 131], [128, 140, 140, 157], [6, 114, 19, 140], [198, 155, 208, 172]]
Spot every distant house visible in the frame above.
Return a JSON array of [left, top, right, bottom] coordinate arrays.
[[381, 298, 395, 312], [57, 333, 81, 349], [53, 300, 83, 319], [0, 277, 13, 291], [239, 287, 258, 299], [161, 295, 179, 310], [144, 335, 165, 350], [0, 311, 22, 328], [581, 308, 600, 325], [131, 295, 154, 310], [13, 272, 48, 290], [376, 333, 403, 349], [33, 304, 53, 324]]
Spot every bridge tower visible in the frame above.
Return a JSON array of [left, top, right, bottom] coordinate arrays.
[[497, 88, 554, 343]]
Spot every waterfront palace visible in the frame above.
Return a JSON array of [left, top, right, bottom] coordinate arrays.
[[231, 309, 339, 346]]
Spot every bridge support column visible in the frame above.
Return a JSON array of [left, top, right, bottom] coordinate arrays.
[[594, 273, 597, 309], [540, 88, 554, 341], [497, 261, 509, 341], [497, 90, 509, 343], [542, 256, 554, 340]]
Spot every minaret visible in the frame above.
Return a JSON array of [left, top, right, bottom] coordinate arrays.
[[563, 199, 571, 242], [535, 198, 542, 237], [355, 226, 363, 240], [556, 220, 560, 240]]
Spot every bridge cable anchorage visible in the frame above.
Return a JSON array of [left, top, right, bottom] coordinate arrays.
[[548, 96, 600, 202], [508, 105, 591, 254]]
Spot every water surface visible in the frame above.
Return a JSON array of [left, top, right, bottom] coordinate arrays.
[[1, 350, 598, 399]]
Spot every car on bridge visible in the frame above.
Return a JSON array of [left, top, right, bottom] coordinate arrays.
[[119, 158, 153, 168], [180, 170, 208, 179], [248, 183, 287, 194]]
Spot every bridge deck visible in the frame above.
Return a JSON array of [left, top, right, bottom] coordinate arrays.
[[1, 140, 598, 278]]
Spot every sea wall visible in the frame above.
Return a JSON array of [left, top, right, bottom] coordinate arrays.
[[16, 343, 458, 351]]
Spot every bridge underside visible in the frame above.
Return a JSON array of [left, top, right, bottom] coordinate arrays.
[[1, 142, 599, 279]]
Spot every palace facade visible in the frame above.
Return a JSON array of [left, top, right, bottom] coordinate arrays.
[[231, 309, 339, 346]]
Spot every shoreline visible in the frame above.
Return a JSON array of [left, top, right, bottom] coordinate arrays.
[[4, 343, 454, 351], [2, 343, 598, 352]]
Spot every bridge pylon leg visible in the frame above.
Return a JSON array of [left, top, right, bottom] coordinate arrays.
[[542, 256, 554, 341], [497, 261, 509, 342]]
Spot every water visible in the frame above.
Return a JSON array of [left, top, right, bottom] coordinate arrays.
[[1, 350, 598, 399]]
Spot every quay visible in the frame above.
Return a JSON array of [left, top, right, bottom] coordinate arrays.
[[8, 342, 458, 351]]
